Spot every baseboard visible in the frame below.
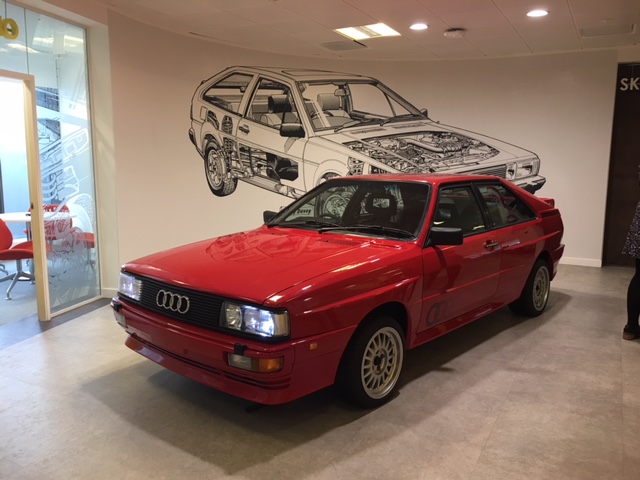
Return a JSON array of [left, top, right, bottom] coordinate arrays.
[[559, 257, 602, 268], [101, 287, 118, 298]]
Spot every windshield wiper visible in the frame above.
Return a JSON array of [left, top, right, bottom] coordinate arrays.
[[334, 118, 385, 133], [269, 219, 340, 229], [318, 224, 415, 238], [380, 113, 425, 126]]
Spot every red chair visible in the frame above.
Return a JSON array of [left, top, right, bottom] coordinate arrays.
[[0, 218, 35, 300]]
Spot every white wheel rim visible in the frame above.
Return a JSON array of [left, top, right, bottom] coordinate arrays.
[[360, 327, 403, 400], [207, 150, 225, 189], [532, 266, 550, 311]]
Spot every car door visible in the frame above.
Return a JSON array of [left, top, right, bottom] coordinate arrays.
[[474, 182, 541, 305], [418, 183, 502, 333], [238, 77, 308, 193]]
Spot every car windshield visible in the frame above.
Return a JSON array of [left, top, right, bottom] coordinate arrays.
[[297, 80, 425, 132], [266, 179, 431, 239]]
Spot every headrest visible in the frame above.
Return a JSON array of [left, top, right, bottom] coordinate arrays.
[[268, 95, 292, 113], [317, 93, 341, 111], [435, 203, 457, 221]]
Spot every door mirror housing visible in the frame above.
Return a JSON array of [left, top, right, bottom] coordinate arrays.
[[427, 226, 463, 247], [263, 210, 277, 223], [280, 123, 305, 138]]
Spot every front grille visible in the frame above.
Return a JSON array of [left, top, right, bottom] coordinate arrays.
[[473, 165, 508, 178], [134, 275, 224, 331]]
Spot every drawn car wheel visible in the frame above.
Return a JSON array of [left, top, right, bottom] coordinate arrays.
[[204, 144, 237, 197], [338, 315, 405, 408], [316, 172, 339, 185], [509, 259, 550, 317]]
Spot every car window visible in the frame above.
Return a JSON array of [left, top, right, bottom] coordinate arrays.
[[201, 73, 252, 114], [270, 180, 430, 239], [476, 183, 536, 227], [246, 78, 300, 129], [348, 83, 412, 117], [433, 185, 487, 235]]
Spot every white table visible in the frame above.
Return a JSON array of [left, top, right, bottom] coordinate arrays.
[[0, 212, 33, 224]]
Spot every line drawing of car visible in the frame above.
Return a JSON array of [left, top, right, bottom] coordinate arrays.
[[188, 66, 546, 199]]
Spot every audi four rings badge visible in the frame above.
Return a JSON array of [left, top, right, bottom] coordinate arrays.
[[156, 290, 190, 314]]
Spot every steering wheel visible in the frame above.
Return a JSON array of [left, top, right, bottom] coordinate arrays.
[[319, 212, 341, 222]]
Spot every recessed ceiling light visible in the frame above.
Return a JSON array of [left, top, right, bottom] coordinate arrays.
[[410, 23, 429, 31], [443, 28, 466, 39], [527, 9, 549, 18], [335, 23, 400, 40]]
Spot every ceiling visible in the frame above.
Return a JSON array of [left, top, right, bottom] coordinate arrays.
[[92, 0, 640, 60]]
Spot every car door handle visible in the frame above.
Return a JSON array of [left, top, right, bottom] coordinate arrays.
[[238, 125, 250, 134], [484, 241, 500, 249]]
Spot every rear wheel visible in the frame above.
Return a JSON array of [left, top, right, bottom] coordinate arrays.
[[338, 315, 405, 408], [509, 259, 550, 317], [204, 144, 237, 197]]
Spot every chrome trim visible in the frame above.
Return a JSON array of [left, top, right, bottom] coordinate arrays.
[[155, 289, 190, 314]]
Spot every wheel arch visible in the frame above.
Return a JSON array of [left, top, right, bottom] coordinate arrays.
[[334, 300, 409, 382], [313, 160, 349, 186], [202, 133, 222, 154], [537, 250, 553, 277]]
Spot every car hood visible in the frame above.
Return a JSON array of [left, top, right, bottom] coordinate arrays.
[[123, 227, 406, 305], [314, 119, 536, 172]]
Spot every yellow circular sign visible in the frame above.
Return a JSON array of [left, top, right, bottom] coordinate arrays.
[[1, 17, 19, 40]]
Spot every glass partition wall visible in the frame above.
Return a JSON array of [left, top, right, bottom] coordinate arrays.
[[0, 1, 100, 319]]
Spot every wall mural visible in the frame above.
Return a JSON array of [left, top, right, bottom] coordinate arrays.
[[188, 66, 545, 200]]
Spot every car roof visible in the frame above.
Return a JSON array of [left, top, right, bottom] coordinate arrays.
[[227, 66, 375, 82], [329, 173, 505, 187]]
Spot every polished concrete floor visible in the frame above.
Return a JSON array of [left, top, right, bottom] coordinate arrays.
[[0, 264, 638, 480]]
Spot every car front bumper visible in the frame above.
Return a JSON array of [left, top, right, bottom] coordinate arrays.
[[111, 297, 355, 405]]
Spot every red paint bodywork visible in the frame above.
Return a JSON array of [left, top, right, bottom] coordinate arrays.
[[112, 174, 564, 405]]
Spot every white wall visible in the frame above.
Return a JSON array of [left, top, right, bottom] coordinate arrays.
[[108, 11, 619, 273], [359, 53, 618, 267]]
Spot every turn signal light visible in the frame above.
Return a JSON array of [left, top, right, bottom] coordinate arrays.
[[228, 354, 284, 373]]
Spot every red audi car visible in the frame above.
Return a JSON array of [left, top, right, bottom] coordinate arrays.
[[112, 174, 564, 408]]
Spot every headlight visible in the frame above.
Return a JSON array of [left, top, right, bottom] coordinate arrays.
[[347, 156, 364, 175], [510, 158, 540, 179], [118, 272, 142, 301], [221, 301, 289, 338]]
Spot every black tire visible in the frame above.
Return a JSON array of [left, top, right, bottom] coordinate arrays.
[[337, 315, 405, 408], [509, 259, 550, 317], [204, 144, 237, 197]]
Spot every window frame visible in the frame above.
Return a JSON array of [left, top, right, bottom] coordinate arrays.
[[201, 72, 254, 115], [472, 181, 538, 230]]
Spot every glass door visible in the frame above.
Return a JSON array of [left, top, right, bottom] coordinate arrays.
[[0, 70, 49, 321], [0, 2, 101, 320]]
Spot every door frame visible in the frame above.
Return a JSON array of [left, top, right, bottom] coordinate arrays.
[[0, 69, 51, 320]]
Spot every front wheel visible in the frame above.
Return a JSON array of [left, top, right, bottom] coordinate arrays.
[[204, 144, 237, 197], [338, 315, 405, 408], [509, 259, 550, 317]]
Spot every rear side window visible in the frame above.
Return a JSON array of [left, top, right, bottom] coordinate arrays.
[[476, 183, 536, 228], [202, 73, 253, 114], [434, 185, 487, 235]]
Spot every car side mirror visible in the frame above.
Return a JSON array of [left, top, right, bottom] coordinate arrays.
[[263, 210, 277, 223], [420, 108, 429, 119], [280, 123, 305, 138], [427, 226, 463, 247]]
